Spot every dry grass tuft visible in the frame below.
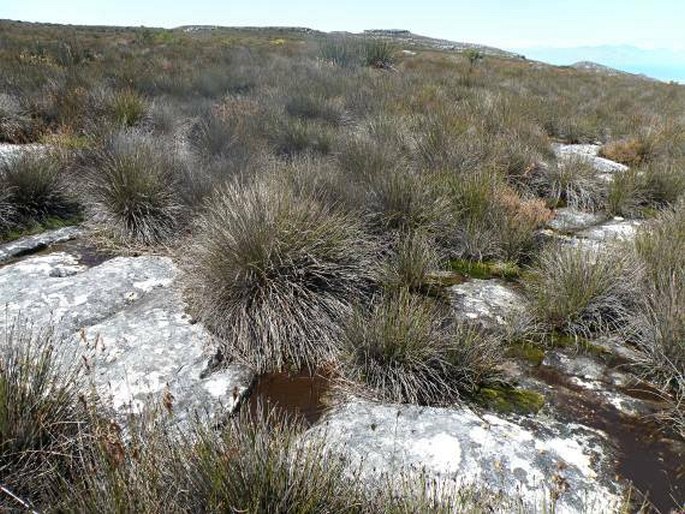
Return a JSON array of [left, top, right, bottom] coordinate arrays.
[[185, 179, 378, 373]]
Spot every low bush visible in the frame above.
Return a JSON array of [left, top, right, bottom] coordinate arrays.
[[59, 407, 362, 513], [493, 187, 552, 261], [599, 137, 649, 167], [339, 290, 501, 404], [284, 93, 345, 125], [445, 172, 548, 262], [0, 182, 16, 233], [524, 243, 640, 337], [86, 131, 185, 245], [185, 180, 377, 373]]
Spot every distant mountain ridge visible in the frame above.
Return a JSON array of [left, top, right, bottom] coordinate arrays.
[[513, 45, 685, 83], [177, 25, 524, 59]]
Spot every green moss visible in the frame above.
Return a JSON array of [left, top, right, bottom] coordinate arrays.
[[449, 259, 521, 280], [549, 331, 609, 357], [423, 271, 466, 288], [0, 214, 82, 243], [475, 385, 545, 415], [507, 341, 545, 366]]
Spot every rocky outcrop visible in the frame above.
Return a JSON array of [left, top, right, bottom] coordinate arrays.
[[0, 226, 82, 263], [315, 399, 624, 513], [552, 143, 628, 177], [0, 248, 253, 423], [448, 279, 527, 329]]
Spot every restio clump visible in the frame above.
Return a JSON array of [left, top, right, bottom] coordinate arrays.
[[185, 178, 378, 373], [339, 289, 501, 404]]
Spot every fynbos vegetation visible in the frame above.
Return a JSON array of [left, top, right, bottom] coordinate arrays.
[[0, 18, 683, 512]]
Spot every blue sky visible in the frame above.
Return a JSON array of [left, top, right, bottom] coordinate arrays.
[[3, 1, 685, 80]]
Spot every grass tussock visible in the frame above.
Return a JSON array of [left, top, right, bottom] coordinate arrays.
[[524, 243, 641, 338], [633, 205, 685, 414], [0, 93, 40, 143], [86, 131, 186, 245], [108, 89, 147, 128], [0, 150, 79, 237], [0, 324, 94, 507], [339, 290, 501, 404], [185, 179, 377, 373], [531, 157, 607, 211]]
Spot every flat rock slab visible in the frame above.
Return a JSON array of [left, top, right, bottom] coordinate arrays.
[[539, 349, 663, 419], [552, 143, 628, 175], [547, 208, 605, 232], [448, 279, 527, 328], [0, 142, 49, 163], [576, 218, 641, 242], [0, 226, 82, 264], [315, 399, 623, 513], [0, 251, 253, 423], [75, 289, 253, 422]]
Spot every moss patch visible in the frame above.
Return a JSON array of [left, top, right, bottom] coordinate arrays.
[[475, 384, 545, 415], [549, 332, 610, 357], [507, 341, 546, 366], [449, 259, 521, 280], [0, 215, 82, 244]]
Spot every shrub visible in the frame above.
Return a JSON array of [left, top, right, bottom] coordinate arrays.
[[445, 172, 548, 262], [599, 137, 649, 167], [524, 243, 640, 337], [0, 150, 76, 223], [336, 134, 399, 184], [181, 410, 361, 513], [188, 111, 240, 161], [86, 132, 185, 245], [339, 290, 501, 404], [493, 187, 552, 261], [185, 180, 377, 373], [0, 323, 94, 508]]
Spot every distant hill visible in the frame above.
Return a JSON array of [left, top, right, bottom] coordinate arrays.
[[176, 25, 524, 59], [569, 61, 657, 81], [511, 45, 685, 83]]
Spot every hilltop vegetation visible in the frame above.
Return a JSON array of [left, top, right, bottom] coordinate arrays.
[[1, 20, 684, 512]]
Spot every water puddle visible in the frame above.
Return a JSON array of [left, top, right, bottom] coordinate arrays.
[[532, 365, 685, 512], [246, 370, 332, 427], [47, 239, 115, 267]]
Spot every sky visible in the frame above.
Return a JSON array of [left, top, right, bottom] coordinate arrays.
[[3, 0, 685, 80]]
